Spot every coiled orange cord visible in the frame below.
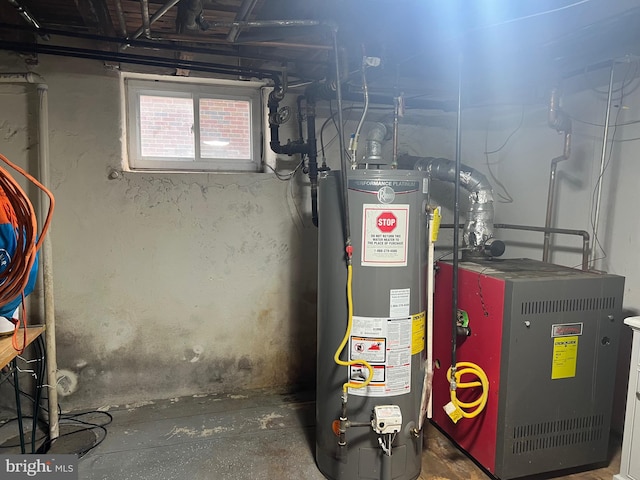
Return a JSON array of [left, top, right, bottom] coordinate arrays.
[[0, 153, 55, 352]]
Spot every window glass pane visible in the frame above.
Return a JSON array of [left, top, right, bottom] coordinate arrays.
[[199, 98, 251, 160], [139, 95, 194, 158]]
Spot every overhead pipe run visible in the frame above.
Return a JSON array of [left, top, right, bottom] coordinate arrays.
[[401, 155, 504, 259], [268, 80, 338, 227], [227, 0, 259, 42], [114, 0, 128, 37], [0, 40, 282, 84], [0, 23, 328, 68], [139, 0, 152, 39], [130, 0, 182, 40], [176, 0, 210, 33], [7, 0, 43, 31]]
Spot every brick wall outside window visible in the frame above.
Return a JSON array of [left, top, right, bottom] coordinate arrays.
[[138, 95, 251, 160], [140, 95, 195, 158], [126, 77, 260, 172], [200, 98, 251, 160]]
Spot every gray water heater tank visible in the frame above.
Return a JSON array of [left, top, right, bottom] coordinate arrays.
[[316, 169, 429, 480]]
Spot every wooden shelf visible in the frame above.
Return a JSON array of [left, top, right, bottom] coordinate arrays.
[[0, 326, 45, 368]]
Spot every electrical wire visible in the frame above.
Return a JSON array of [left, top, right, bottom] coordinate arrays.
[[0, 374, 112, 457], [472, 0, 591, 31], [0, 153, 55, 353], [333, 264, 374, 392], [483, 108, 524, 203], [588, 64, 631, 267], [265, 159, 304, 181]]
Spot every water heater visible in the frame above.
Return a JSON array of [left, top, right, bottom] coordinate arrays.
[[316, 169, 429, 480]]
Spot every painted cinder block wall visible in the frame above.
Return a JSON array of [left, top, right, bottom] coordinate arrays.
[[0, 53, 318, 411], [0, 51, 637, 417]]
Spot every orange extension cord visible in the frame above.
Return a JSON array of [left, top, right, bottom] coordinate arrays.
[[0, 153, 55, 353]]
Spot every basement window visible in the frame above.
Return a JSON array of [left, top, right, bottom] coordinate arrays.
[[124, 76, 263, 172]]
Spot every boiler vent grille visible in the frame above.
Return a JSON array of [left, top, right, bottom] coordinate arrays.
[[521, 297, 615, 315], [512, 415, 604, 454]]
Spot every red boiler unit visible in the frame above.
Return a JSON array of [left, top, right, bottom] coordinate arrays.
[[431, 258, 624, 479]]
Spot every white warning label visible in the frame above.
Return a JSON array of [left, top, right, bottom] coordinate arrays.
[[390, 288, 410, 318], [350, 337, 386, 363], [349, 315, 412, 397], [361, 204, 410, 267]]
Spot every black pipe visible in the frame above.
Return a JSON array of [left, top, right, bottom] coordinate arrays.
[[451, 56, 463, 383], [306, 101, 319, 227], [332, 29, 351, 256], [493, 224, 590, 271], [441, 223, 590, 271], [0, 40, 282, 84], [267, 88, 309, 157], [32, 335, 45, 453], [12, 359, 25, 453], [296, 95, 305, 141], [0, 22, 329, 68]]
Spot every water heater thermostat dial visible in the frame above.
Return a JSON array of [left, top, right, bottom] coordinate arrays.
[[372, 405, 402, 434]]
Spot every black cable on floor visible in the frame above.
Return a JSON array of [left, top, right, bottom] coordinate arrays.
[[0, 362, 113, 457]]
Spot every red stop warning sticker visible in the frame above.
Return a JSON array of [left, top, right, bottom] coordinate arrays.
[[362, 204, 409, 267], [376, 211, 397, 233]]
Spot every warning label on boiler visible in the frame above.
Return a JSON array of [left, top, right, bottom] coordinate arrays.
[[349, 316, 412, 397], [361, 204, 410, 267], [552, 335, 578, 379]]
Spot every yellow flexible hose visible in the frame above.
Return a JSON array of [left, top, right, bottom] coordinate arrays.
[[333, 264, 374, 393], [447, 361, 489, 419]]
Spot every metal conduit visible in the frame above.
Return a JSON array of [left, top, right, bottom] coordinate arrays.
[[227, 0, 259, 43], [131, 0, 182, 41], [139, 0, 152, 39], [114, 0, 128, 38]]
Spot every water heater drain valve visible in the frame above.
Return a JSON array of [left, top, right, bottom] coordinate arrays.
[[372, 405, 402, 434]]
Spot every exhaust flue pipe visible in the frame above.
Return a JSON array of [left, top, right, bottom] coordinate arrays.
[[401, 155, 504, 258], [364, 122, 389, 163], [543, 88, 572, 263]]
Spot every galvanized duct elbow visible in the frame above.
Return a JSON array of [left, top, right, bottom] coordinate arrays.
[[364, 122, 389, 163], [407, 156, 503, 258]]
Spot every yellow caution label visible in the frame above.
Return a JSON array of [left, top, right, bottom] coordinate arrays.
[[411, 311, 426, 355], [552, 336, 578, 379], [444, 401, 464, 424], [431, 207, 441, 242]]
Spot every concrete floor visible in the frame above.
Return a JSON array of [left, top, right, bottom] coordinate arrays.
[[52, 388, 622, 480]]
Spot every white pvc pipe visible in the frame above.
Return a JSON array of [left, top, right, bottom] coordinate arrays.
[[37, 85, 59, 441], [0, 73, 44, 84], [418, 208, 436, 430]]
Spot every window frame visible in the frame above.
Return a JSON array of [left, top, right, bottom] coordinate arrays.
[[123, 75, 264, 173]]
